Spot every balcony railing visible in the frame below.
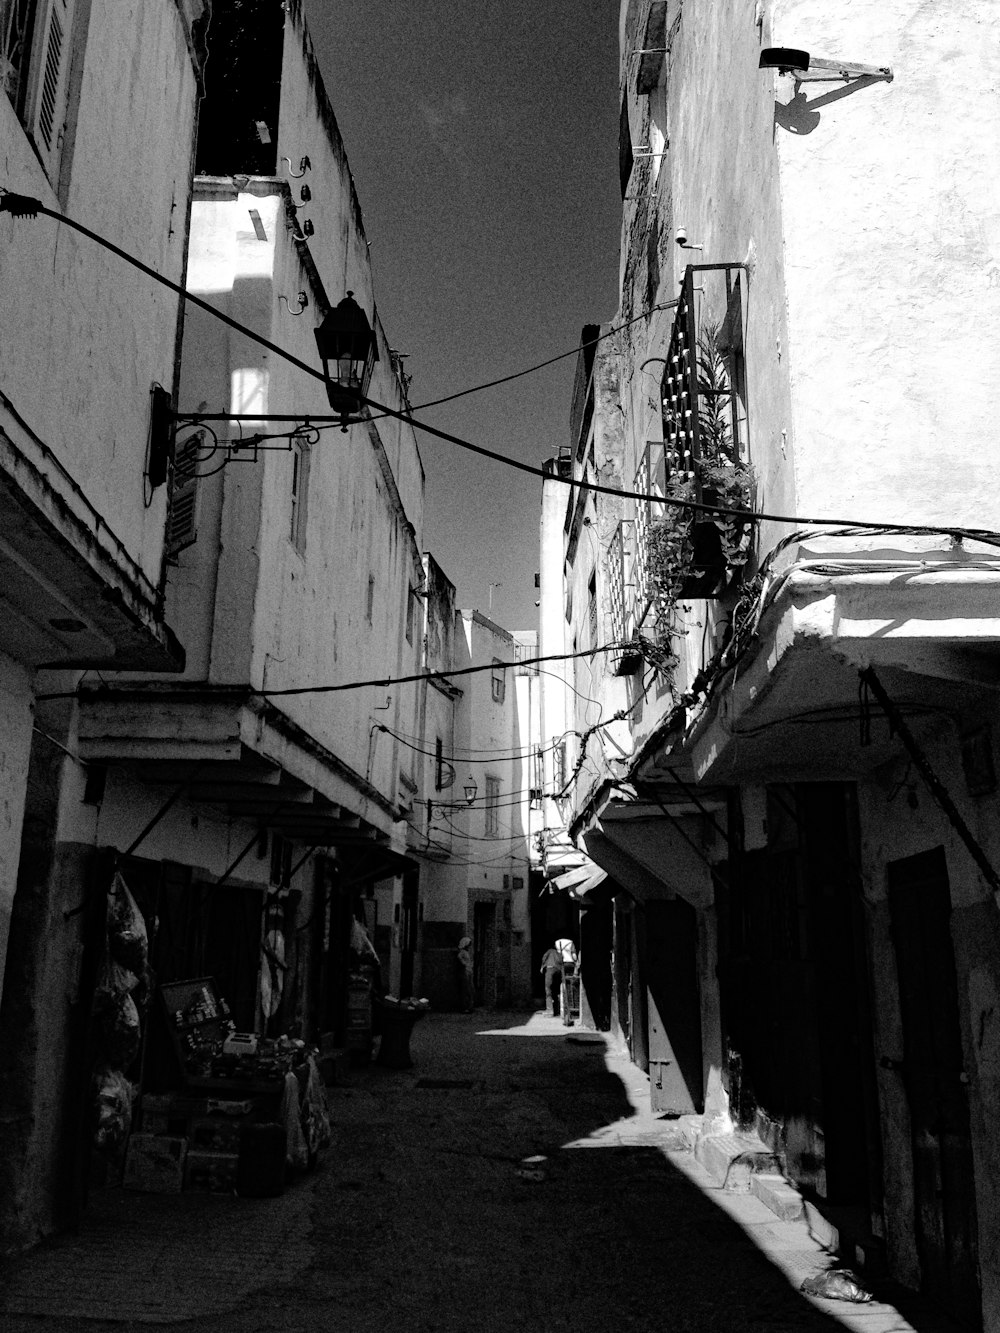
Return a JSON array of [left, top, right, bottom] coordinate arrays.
[[660, 264, 745, 490]]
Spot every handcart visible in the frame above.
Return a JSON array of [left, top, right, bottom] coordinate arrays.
[[560, 970, 581, 1026]]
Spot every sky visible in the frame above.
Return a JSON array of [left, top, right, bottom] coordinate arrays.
[[303, 0, 622, 630]]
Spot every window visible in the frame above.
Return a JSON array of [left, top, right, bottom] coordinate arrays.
[[491, 658, 505, 704], [405, 586, 418, 645], [618, 90, 633, 199], [269, 834, 292, 889], [289, 438, 309, 551], [484, 777, 501, 838], [165, 432, 201, 556], [2, 0, 78, 180]]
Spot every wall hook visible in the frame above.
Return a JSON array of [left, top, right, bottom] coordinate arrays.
[[278, 291, 308, 316], [282, 154, 312, 178]]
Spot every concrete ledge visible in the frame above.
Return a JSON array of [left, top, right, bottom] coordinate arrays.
[[695, 1132, 784, 1191], [750, 1173, 804, 1221]]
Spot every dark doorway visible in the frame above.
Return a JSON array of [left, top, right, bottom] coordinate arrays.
[[888, 847, 981, 1330], [645, 897, 702, 1113], [473, 901, 496, 1007], [579, 895, 613, 1031], [716, 784, 879, 1208], [529, 877, 578, 999]]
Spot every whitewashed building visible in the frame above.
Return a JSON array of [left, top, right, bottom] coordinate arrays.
[[0, 0, 207, 1251], [545, 2, 1000, 1326]]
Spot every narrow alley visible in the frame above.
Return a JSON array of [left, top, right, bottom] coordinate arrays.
[[0, 1012, 961, 1333]]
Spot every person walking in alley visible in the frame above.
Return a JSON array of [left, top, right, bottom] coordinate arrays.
[[540, 943, 563, 1015], [456, 935, 474, 1012]]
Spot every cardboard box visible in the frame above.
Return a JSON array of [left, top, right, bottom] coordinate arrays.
[[140, 1093, 205, 1136], [123, 1133, 187, 1194], [189, 1116, 242, 1153], [183, 1150, 238, 1193]]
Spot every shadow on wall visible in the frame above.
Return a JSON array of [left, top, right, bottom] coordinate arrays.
[[773, 74, 884, 136]]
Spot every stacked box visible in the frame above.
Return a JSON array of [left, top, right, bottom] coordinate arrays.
[[189, 1116, 242, 1153], [123, 1133, 187, 1193], [183, 1150, 239, 1193]]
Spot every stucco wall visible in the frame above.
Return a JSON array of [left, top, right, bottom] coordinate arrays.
[[773, 0, 1000, 534], [0, 0, 204, 586]]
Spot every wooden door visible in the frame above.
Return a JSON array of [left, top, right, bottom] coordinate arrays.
[[645, 898, 702, 1113], [888, 848, 981, 1330]]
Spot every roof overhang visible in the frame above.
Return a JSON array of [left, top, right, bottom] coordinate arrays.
[[643, 557, 1000, 789], [0, 421, 183, 671]]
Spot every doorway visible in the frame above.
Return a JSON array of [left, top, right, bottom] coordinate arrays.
[[888, 847, 981, 1329], [473, 901, 496, 1007]]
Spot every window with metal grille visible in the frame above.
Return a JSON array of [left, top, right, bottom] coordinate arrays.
[[484, 777, 501, 838], [587, 572, 598, 653]]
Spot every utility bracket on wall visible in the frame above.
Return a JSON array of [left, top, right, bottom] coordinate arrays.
[[759, 48, 893, 83]]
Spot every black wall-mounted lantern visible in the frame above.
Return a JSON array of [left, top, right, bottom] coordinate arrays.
[[314, 291, 379, 423]]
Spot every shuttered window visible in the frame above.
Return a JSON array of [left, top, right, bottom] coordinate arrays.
[[165, 433, 201, 556], [2, 0, 77, 177], [619, 91, 633, 198]]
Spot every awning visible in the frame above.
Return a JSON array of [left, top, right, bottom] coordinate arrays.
[[336, 844, 418, 888], [549, 859, 609, 904]]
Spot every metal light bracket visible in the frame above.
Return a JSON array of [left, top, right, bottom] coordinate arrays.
[[759, 48, 893, 82]]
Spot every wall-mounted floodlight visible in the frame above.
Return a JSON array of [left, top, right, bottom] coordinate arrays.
[[759, 48, 893, 82]]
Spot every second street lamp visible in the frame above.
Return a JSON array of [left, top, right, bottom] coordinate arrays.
[[314, 290, 379, 425]]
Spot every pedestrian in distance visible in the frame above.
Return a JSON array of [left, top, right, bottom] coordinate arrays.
[[456, 935, 474, 1012], [540, 943, 563, 1016]]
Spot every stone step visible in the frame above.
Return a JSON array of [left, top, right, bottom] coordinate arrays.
[[695, 1131, 784, 1192], [750, 1173, 804, 1221]]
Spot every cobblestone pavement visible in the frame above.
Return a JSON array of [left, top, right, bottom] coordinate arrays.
[[0, 1011, 965, 1332]]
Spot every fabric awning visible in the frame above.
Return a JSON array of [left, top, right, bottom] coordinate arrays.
[[550, 859, 609, 904]]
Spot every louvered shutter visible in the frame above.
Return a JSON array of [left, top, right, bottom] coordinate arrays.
[[165, 434, 200, 555], [29, 0, 74, 174]]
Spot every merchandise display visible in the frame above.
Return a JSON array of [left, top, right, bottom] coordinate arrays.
[[120, 974, 331, 1197]]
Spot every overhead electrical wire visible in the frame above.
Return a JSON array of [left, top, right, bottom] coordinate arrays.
[[41, 643, 630, 703], [7, 192, 1000, 548]]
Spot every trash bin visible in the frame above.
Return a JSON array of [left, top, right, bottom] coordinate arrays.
[[376, 998, 428, 1069]]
